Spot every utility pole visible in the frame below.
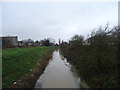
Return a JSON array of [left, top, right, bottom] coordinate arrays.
[[59, 38, 61, 46]]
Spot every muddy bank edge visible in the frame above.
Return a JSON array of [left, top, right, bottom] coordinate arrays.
[[9, 49, 56, 89]]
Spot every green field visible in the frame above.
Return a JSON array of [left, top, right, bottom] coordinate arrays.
[[2, 46, 55, 88]]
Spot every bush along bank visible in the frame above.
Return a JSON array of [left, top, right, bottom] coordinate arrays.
[[60, 25, 120, 88], [2, 46, 57, 88]]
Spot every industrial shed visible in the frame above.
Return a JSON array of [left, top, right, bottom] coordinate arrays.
[[1, 36, 18, 48]]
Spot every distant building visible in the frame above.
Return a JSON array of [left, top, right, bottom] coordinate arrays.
[[33, 40, 41, 46], [1, 36, 18, 48], [18, 41, 24, 47], [21, 39, 34, 46]]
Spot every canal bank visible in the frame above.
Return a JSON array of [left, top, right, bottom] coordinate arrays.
[[34, 50, 80, 88], [9, 49, 55, 89]]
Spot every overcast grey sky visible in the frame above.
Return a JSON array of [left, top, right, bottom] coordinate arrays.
[[1, 2, 118, 43]]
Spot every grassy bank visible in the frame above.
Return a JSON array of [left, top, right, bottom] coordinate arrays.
[[2, 46, 56, 88]]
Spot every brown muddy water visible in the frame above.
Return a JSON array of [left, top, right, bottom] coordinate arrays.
[[34, 50, 80, 88]]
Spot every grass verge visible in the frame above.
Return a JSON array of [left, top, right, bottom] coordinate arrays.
[[2, 46, 56, 88]]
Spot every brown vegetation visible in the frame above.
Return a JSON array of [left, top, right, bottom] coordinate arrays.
[[60, 25, 120, 88]]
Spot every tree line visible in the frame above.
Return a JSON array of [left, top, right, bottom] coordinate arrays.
[[60, 24, 120, 88], [18, 38, 58, 47]]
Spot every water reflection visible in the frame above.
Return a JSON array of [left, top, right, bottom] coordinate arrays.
[[34, 50, 80, 88]]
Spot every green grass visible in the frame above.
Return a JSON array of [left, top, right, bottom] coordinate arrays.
[[2, 46, 55, 88]]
